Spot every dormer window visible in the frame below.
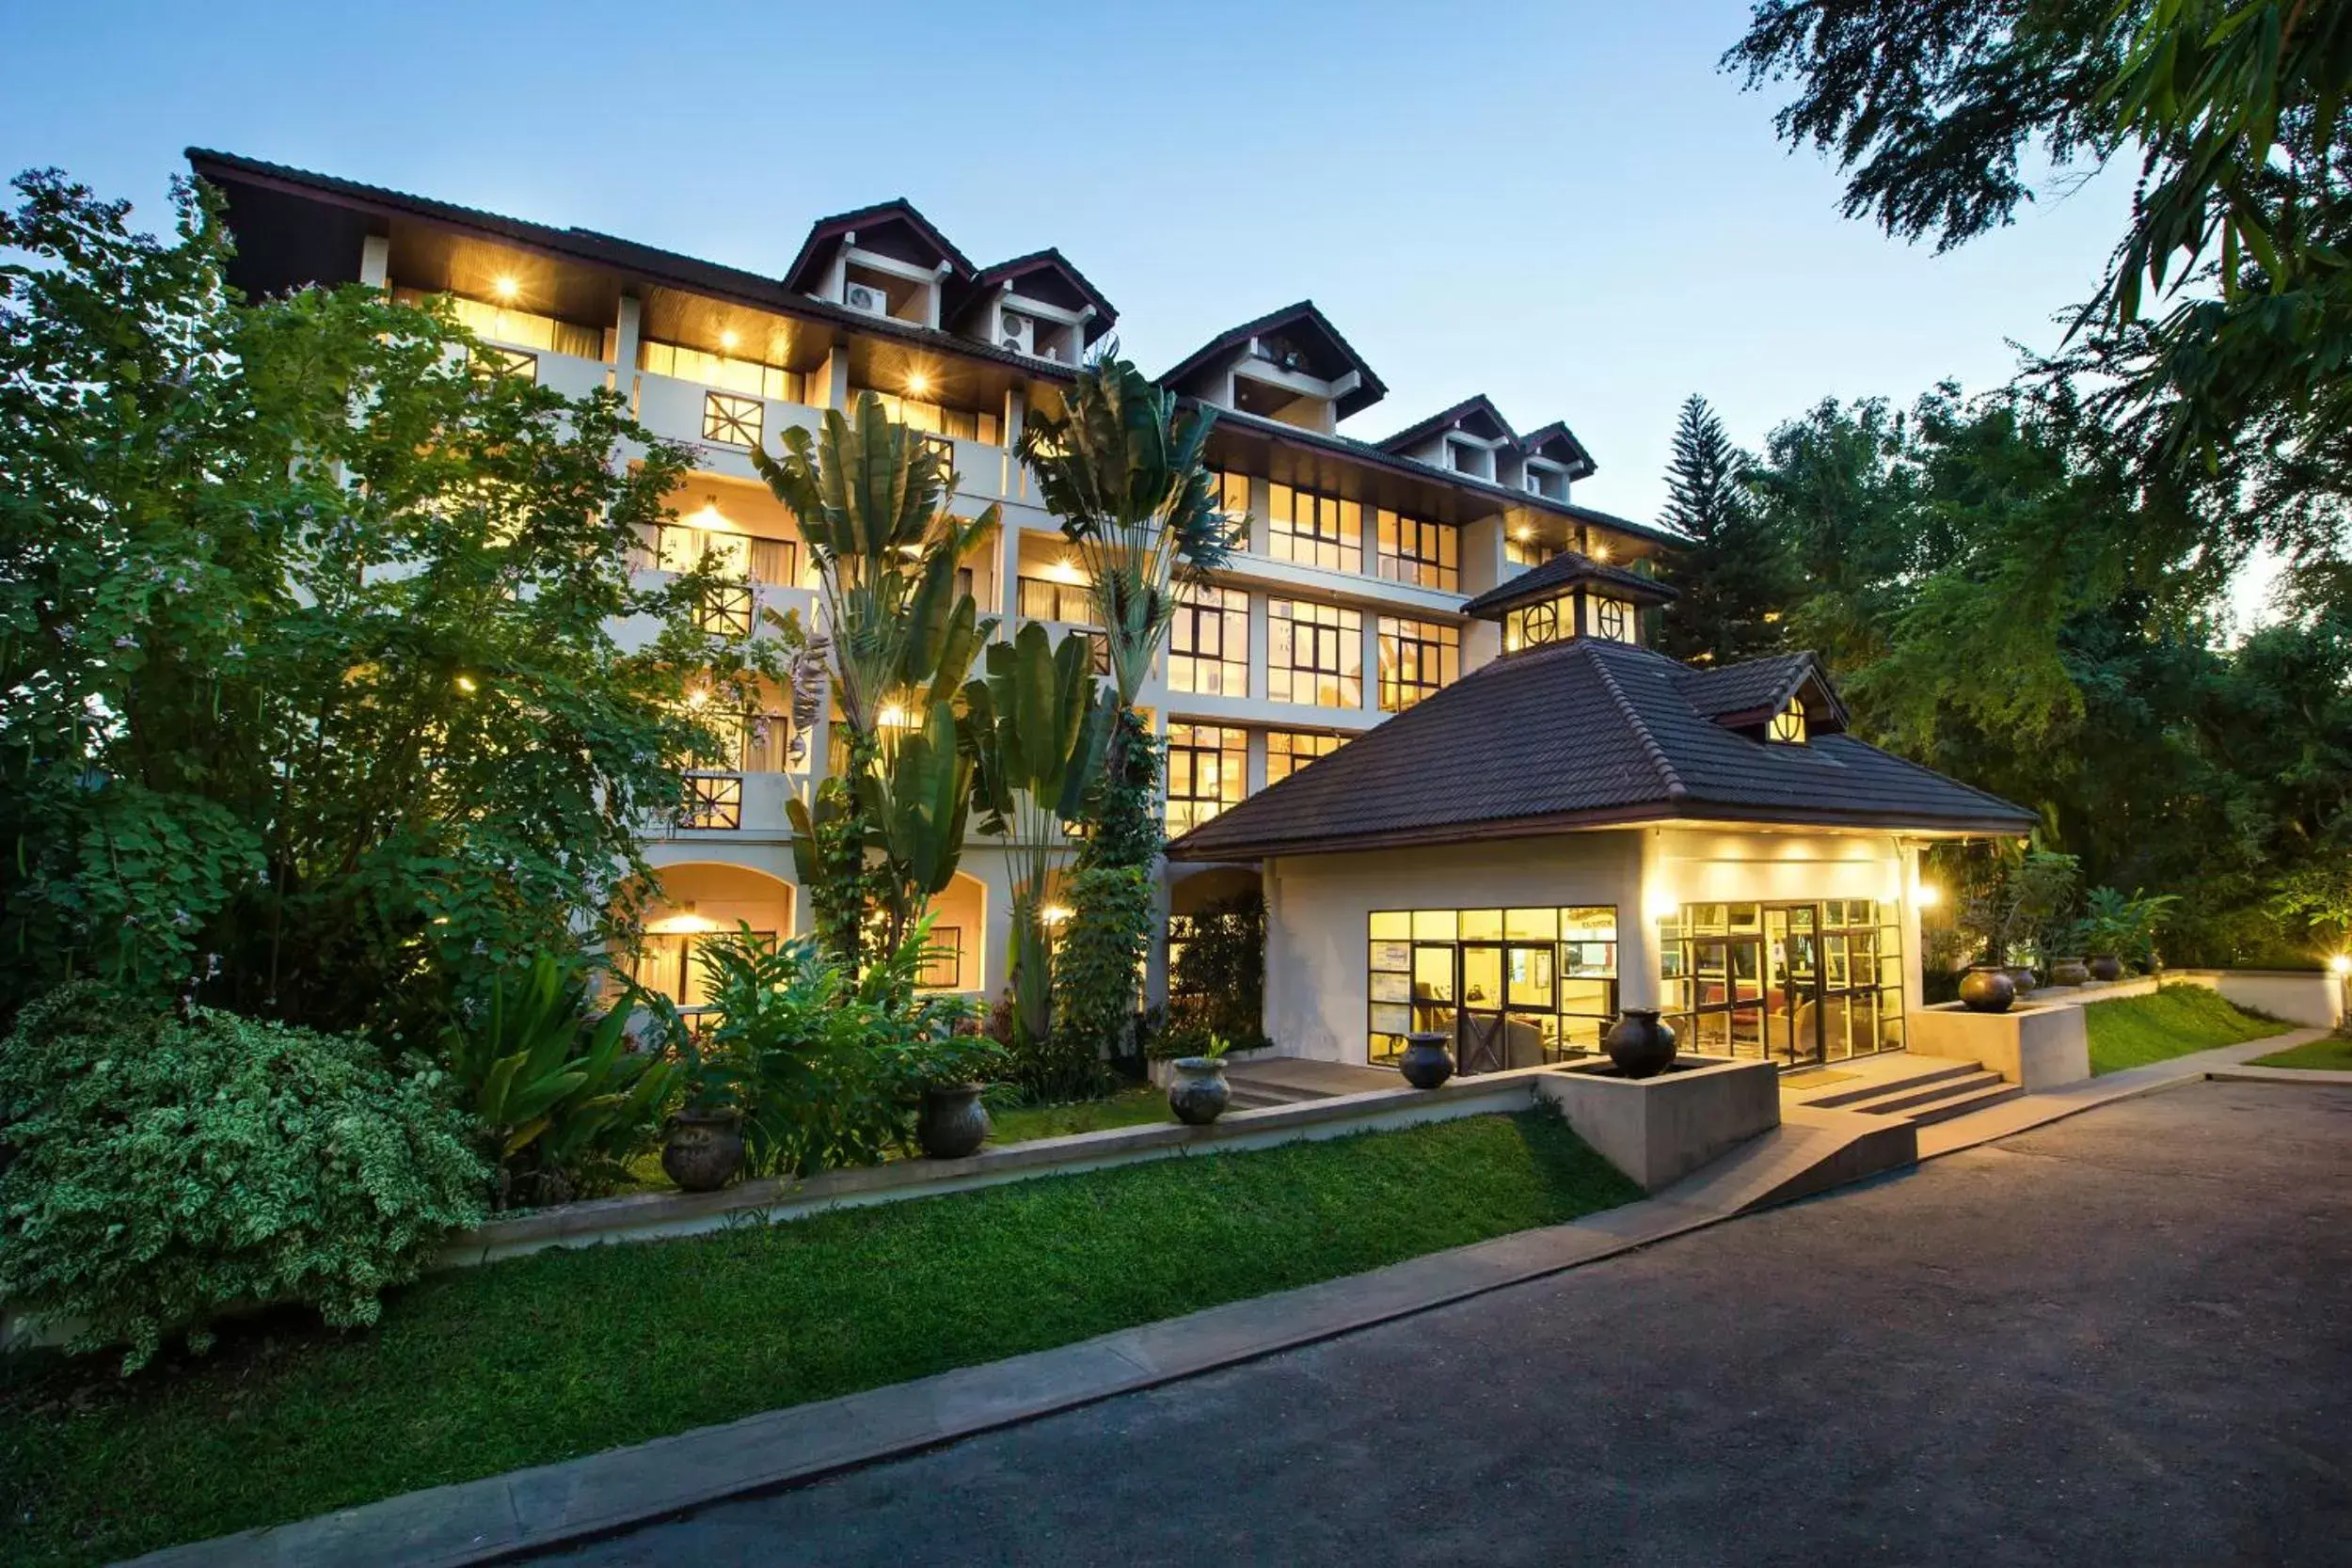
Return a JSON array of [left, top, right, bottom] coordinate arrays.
[[1590, 596, 1638, 644], [1504, 596, 1565, 652], [1770, 702, 1808, 744]]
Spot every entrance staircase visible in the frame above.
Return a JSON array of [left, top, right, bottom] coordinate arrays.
[[1795, 1055, 2022, 1126], [1221, 1058, 1400, 1111]]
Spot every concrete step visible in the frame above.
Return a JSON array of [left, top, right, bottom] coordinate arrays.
[[1659, 1106, 1918, 1215], [1226, 1083, 1322, 1110], [1840, 1068, 2010, 1118], [1803, 1058, 1983, 1109], [1900, 1080, 2026, 1126]]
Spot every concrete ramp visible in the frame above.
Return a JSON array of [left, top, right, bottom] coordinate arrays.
[[1656, 1105, 1917, 1216]]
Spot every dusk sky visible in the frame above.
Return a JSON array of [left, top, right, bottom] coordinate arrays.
[[5, 0, 2138, 533]]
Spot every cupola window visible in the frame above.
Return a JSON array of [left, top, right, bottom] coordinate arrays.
[[1769, 702, 1808, 744]]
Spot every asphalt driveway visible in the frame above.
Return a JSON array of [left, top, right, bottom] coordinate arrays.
[[554, 1080, 2352, 1566]]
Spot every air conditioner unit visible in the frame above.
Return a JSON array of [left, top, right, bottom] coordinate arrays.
[[998, 309, 1034, 356], [844, 282, 889, 317], [1524, 472, 1543, 495]]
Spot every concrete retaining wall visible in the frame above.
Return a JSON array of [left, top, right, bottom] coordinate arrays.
[[2166, 969, 2344, 1031], [1909, 1001, 2090, 1090], [1532, 1055, 1781, 1193]]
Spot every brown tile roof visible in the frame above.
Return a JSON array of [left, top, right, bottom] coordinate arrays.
[[1165, 640, 2037, 861], [1457, 551, 1679, 619]]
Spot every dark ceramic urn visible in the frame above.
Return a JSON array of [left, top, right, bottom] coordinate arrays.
[[2050, 958, 2091, 988], [2089, 955, 2124, 983], [1167, 1057, 1231, 1125], [917, 1082, 991, 1159], [662, 1108, 745, 1192], [1958, 965, 2017, 1014], [1605, 1008, 1677, 1079], [1398, 1031, 1455, 1089]]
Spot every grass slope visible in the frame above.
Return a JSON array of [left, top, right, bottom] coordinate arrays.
[[0, 1109, 1634, 1568], [987, 1085, 1172, 1144], [2085, 985, 2285, 1075], [2250, 1035, 2352, 1071]]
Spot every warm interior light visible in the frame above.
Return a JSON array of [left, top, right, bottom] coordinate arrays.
[[1590, 541, 1613, 562], [491, 276, 519, 302], [905, 371, 931, 398], [1039, 904, 1073, 927], [1642, 890, 1680, 924], [1915, 882, 1942, 909], [1044, 556, 1085, 585], [454, 673, 479, 693], [685, 687, 709, 708], [692, 496, 726, 529], [720, 329, 740, 352], [1513, 526, 1533, 542], [877, 704, 910, 728], [2331, 954, 2352, 975]]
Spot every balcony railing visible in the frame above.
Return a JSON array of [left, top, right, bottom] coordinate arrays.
[[675, 773, 742, 831]]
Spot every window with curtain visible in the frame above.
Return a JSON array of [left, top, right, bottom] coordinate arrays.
[[1268, 599, 1362, 707], [1168, 584, 1248, 695], [1377, 616, 1460, 711], [1266, 483, 1363, 574]]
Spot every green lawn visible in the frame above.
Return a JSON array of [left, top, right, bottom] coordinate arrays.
[[2249, 1035, 2352, 1071], [2085, 985, 2287, 1074], [0, 1108, 1635, 1568], [987, 1085, 1172, 1143]]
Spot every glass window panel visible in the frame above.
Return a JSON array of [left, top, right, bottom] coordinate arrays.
[[1461, 945, 1502, 1007], [1371, 939, 1413, 973], [1507, 945, 1555, 1011], [1267, 598, 1362, 707], [1377, 616, 1460, 712], [1562, 906, 1618, 941], [1505, 908, 1557, 941], [1265, 729, 1346, 784], [1412, 946, 1455, 1004], [1412, 909, 1458, 942], [1165, 723, 1246, 834], [1370, 1004, 1412, 1036], [1559, 977, 1615, 1017], [1169, 583, 1248, 696], [1370, 971, 1412, 1004], [1459, 909, 1502, 942], [1370, 911, 1409, 942]]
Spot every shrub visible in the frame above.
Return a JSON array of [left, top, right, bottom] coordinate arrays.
[[0, 985, 488, 1372], [439, 953, 679, 1209], [1168, 891, 1265, 1040], [689, 920, 992, 1178], [1043, 863, 1152, 1092]]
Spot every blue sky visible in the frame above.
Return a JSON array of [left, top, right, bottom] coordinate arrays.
[[4, 0, 2137, 531]]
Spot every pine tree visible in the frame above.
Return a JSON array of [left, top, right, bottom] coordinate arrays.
[[1656, 395, 1796, 666]]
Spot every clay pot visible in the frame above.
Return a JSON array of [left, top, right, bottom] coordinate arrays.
[[1604, 1008, 1677, 1079], [1398, 1031, 1455, 1090], [2089, 955, 2124, 983], [661, 1108, 745, 1192], [1959, 965, 2017, 1014], [2051, 958, 2090, 988], [2005, 964, 2038, 999], [916, 1082, 991, 1160], [1167, 1057, 1231, 1126]]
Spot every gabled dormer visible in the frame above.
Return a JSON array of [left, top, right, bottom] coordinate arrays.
[[1677, 654, 1850, 745], [1378, 394, 1522, 484], [1459, 550, 1678, 652], [1518, 421, 1597, 501], [956, 248, 1115, 367], [1160, 301, 1387, 434], [783, 198, 975, 330]]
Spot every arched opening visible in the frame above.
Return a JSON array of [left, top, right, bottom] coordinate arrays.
[[623, 862, 795, 1007], [1169, 864, 1260, 918], [916, 871, 987, 994]]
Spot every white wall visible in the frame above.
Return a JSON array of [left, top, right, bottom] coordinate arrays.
[[1263, 833, 1643, 1063], [1259, 824, 1922, 1067]]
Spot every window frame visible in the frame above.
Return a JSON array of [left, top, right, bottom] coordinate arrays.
[[1168, 582, 1249, 696], [1165, 722, 1248, 834], [1376, 511, 1460, 591], [1264, 728, 1345, 784], [1265, 483, 1363, 574], [1266, 598, 1363, 708], [703, 391, 764, 449], [1376, 615, 1461, 712]]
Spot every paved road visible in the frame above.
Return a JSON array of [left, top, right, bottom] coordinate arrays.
[[555, 1081, 2352, 1566]]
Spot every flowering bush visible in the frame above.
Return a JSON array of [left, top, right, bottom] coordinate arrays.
[[0, 985, 488, 1371]]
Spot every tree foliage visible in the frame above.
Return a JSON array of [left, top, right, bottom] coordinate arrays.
[[1726, 0, 2352, 526], [0, 170, 771, 1037], [1655, 395, 1797, 665]]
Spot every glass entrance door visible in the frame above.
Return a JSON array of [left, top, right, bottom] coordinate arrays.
[[1458, 943, 1507, 1073], [1765, 905, 1822, 1068]]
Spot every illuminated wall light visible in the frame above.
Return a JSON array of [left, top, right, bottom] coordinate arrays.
[[454, 673, 479, 693], [1044, 556, 1085, 585], [720, 329, 740, 352], [492, 276, 519, 302], [1590, 541, 1613, 562], [1642, 889, 1680, 924], [1915, 882, 1943, 910], [1513, 526, 1534, 542], [877, 704, 911, 728], [2332, 954, 2351, 975], [684, 687, 709, 708], [1039, 904, 1073, 926], [905, 371, 931, 398]]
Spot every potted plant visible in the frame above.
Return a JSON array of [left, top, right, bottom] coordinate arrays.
[[1167, 1032, 1233, 1126], [661, 1030, 746, 1193], [2079, 888, 2177, 982], [914, 1022, 1005, 1161]]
